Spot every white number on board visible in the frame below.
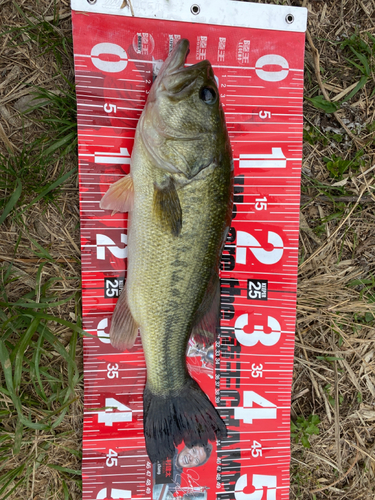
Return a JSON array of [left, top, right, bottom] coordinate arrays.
[[258, 110, 271, 119], [97, 317, 111, 344], [96, 234, 127, 260], [107, 363, 119, 379], [235, 314, 281, 347], [106, 449, 118, 467], [239, 147, 286, 169], [235, 474, 277, 500], [91, 43, 128, 73], [97, 488, 131, 499], [251, 364, 263, 378], [104, 103, 117, 113], [235, 391, 277, 424], [98, 398, 132, 426], [255, 54, 289, 82], [255, 197, 267, 211], [251, 441, 263, 458], [236, 231, 283, 265]]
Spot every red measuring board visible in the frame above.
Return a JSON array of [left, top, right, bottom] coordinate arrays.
[[71, 1, 307, 499]]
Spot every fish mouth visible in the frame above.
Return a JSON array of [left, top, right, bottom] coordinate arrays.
[[164, 38, 190, 75], [153, 39, 212, 96]]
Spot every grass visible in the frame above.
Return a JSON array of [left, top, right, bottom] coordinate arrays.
[[1, 0, 375, 499], [0, 263, 83, 498], [0, 2, 81, 498]]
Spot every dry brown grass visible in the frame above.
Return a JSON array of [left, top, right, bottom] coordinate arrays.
[[0, 0, 375, 499]]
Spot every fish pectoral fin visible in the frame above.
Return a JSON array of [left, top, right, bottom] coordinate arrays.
[[191, 271, 220, 346], [100, 174, 134, 213], [109, 286, 139, 350], [153, 177, 182, 236]]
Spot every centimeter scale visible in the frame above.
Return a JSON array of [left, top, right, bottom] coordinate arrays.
[[70, 1, 308, 499]]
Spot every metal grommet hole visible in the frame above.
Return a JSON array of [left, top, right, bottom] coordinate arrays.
[[191, 4, 200, 15], [285, 13, 294, 24], [87, 0, 97, 4]]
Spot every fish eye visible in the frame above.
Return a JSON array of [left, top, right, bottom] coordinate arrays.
[[199, 86, 217, 104]]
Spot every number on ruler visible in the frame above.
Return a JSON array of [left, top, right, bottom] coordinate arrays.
[[236, 230, 283, 265], [106, 279, 120, 297], [96, 488, 131, 499], [96, 234, 127, 260], [251, 440, 262, 458], [258, 110, 271, 119], [248, 280, 262, 299], [107, 363, 119, 379], [235, 314, 281, 347], [95, 147, 131, 165], [104, 103, 117, 113], [106, 449, 118, 467], [91, 42, 128, 73], [98, 398, 132, 426], [239, 147, 286, 169], [251, 363, 263, 378], [255, 53, 289, 82], [97, 317, 111, 344], [235, 474, 276, 500], [255, 197, 267, 211], [234, 391, 277, 424]]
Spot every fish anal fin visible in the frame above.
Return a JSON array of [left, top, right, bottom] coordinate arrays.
[[100, 174, 134, 213], [153, 177, 182, 236], [110, 286, 139, 350], [191, 272, 220, 347]]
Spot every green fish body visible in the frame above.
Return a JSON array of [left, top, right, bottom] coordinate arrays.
[[100, 39, 233, 463]]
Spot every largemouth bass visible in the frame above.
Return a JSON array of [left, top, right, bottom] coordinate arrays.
[[100, 39, 233, 463]]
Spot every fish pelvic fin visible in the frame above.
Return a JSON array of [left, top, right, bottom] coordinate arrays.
[[143, 377, 227, 463], [153, 177, 182, 237], [191, 271, 220, 346], [100, 174, 134, 213], [110, 286, 139, 350]]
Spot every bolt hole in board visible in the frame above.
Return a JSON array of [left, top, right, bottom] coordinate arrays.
[[70, 1, 307, 499]]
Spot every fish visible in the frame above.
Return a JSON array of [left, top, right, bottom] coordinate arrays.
[[100, 38, 233, 463]]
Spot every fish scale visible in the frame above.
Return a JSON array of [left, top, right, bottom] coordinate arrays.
[[132, 158, 231, 396]]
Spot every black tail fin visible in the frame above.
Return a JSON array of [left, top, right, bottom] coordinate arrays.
[[143, 377, 227, 463]]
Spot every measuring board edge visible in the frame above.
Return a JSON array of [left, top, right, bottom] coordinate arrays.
[[71, 0, 308, 33]]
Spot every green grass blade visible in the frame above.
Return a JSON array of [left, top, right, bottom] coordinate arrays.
[[62, 480, 69, 500], [13, 419, 23, 455], [33, 328, 48, 401], [42, 131, 77, 157], [0, 463, 26, 497], [342, 75, 368, 103], [0, 179, 22, 225], [0, 340, 15, 395], [13, 317, 40, 390], [20, 167, 76, 214], [0, 297, 72, 310], [47, 464, 81, 475], [28, 236, 53, 261]]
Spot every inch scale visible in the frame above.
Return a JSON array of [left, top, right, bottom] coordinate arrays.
[[70, 1, 307, 499]]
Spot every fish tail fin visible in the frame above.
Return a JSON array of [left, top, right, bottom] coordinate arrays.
[[143, 377, 226, 463]]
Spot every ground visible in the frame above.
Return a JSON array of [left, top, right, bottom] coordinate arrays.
[[0, 0, 374, 499]]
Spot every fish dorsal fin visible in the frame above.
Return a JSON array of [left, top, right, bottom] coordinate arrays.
[[100, 174, 134, 213], [110, 286, 139, 350], [191, 271, 220, 346], [153, 177, 182, 236]]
